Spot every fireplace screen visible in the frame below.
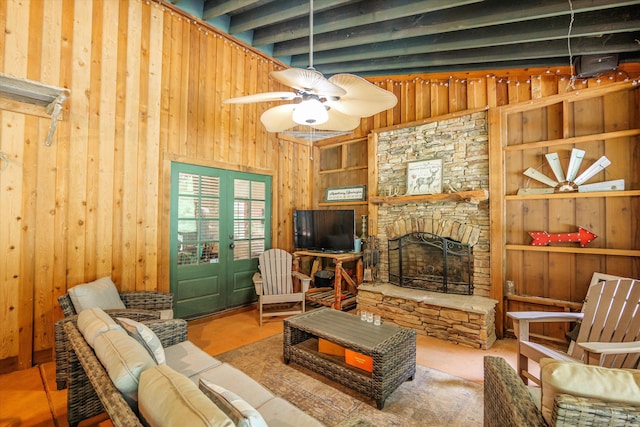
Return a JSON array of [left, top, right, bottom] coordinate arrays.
[[388, 232, 472, 295]]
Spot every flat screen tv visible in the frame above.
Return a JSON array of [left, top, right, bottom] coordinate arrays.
[[293, 209, 355, 253]]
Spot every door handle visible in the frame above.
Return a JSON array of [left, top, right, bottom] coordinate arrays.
[[229, 242, 235, 249]]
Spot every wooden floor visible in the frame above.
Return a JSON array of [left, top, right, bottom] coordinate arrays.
[[0, 308, 518, 427]]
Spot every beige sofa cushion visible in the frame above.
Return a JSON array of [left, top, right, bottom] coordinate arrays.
[[164, 340, 222, 378], [139, 365, 234, 427], [77, 307, 124, 347], [68, 276, 126, 313], [94, 329, 156, 405], [540, 358, 640, 424], [199, 379, 267, 427], [117, 317, 166, 364]]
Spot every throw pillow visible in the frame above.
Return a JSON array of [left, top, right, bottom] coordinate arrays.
[[77, 307, 124, 348], [68, 276, 126, 313], [117, 317, 166, 364], [199, 379, 268, 427], [139, 365, 234, 427], [94, 329, 157, 406], [540, 358, 640, 424]]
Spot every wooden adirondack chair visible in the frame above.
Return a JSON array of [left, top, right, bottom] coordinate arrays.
[[253, 248, 311, 326], [508, 277, 640, 385]]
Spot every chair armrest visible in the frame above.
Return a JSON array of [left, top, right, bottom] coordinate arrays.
[[64, 321, 143, 427], [119, 291, 174, 311], [578, 341, 640, 355], [508, 311, 584, 322], [54, 309, 159, 390], [252, 272, 263, 295], [483, 356, 546, 427], [144, 318, 188, 348], [292, 271, 311, 292]]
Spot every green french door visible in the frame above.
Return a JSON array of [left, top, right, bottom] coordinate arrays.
[[170, 162, 271, 319]]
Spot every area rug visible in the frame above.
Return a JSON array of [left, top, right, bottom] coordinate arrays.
[[216, 334, 483, 427]]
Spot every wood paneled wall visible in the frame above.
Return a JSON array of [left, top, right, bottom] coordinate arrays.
[[0, 0, 638, 373]]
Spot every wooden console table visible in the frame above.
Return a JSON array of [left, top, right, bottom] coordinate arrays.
[[294, 250, 363, 310]]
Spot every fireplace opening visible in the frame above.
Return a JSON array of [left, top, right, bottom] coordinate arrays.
[[388, 232, 473, 295]]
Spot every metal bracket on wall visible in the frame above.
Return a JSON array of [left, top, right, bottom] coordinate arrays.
[[0, 72, 70, 147]]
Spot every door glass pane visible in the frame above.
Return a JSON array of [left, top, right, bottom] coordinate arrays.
[[234, 179, 250, 198], [234, 240, 250, 261], [251, 240, 265, 258], [177, 172, 220, 266], [233, 179, 267, 261]]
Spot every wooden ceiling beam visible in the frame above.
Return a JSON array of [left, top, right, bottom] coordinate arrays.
[[273, 0, 640, 56], [251, 0, 481, 46], [291, 7, 640, 67], [316, 33, 640, 75], [202, 0, 263, 20]]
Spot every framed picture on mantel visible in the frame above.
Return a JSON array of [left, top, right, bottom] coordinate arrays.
[[406, 159, 443, 195]]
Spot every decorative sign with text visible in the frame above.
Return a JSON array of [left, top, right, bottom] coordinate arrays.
[[325, 185, 366, 202]]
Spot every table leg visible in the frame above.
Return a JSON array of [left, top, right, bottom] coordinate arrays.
[[333, 261, 343, 310]]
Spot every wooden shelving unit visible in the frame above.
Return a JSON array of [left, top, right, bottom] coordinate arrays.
[[489, 81, 640, 337]]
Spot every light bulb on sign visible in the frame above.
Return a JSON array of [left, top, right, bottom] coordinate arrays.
[[292, 98, 328, 125]]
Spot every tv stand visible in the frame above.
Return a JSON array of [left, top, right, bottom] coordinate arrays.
[[294, 250, 363, 311]]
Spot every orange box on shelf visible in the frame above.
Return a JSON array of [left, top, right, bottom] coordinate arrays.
[[318, 338, 345, 357], [345, 349, 373, 372]]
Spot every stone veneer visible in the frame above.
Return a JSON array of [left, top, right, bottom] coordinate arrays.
[[374, 110, 490, 296], [357, 283, 497, 349], [361, 111, 495, 347]]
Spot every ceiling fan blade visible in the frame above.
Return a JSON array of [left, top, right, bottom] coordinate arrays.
[[573, 156, 611, 185], [545, 153, 565, 182], [326, 74, 397, 117], [566, 148, 586, 182], [271, 68, 346, 97], [260, 104, 297, 132], [223, 91, 298, 104], [310, 108, 362, 132]]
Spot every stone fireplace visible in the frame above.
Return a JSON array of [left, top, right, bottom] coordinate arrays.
[[357, 110, 497, 349]]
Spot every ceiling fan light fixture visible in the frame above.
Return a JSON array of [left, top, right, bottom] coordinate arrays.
[[293, 98, 328, 125]]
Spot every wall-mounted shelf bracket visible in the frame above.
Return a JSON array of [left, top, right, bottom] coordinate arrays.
[[0, 72, 70, 147]]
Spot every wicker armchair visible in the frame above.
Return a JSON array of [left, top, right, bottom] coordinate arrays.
[[484, 356, 640, 426], [55, 291, 174, 390], [64, 317, 187, 427]]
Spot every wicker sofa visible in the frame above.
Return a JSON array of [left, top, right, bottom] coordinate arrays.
[[55, 290, 174, 389], [63, 313, 322, 427], [483, 356, 640, 426]]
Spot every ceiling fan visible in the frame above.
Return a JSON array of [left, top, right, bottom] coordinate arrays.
[[517, 148, 625, 195], [223, 0, 397, 133]]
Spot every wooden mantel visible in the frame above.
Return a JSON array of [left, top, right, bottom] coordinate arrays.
[[369, 189, 488, 205]]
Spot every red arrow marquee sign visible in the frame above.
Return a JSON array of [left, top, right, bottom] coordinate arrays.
[[529, 226, 597, 247]]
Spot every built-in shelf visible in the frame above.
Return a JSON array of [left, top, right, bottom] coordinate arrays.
[[0, 72, 70, 146], [505, 244, 640, 257], [369, 189, 488, 205], [505, 189, 640, 200]]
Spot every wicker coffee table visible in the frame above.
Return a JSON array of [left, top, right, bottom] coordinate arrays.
[[283, 308, 416, 409]]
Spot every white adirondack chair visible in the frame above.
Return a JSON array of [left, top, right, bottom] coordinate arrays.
[[508, 275, 640, 385], [253, 249, 311, 326]]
